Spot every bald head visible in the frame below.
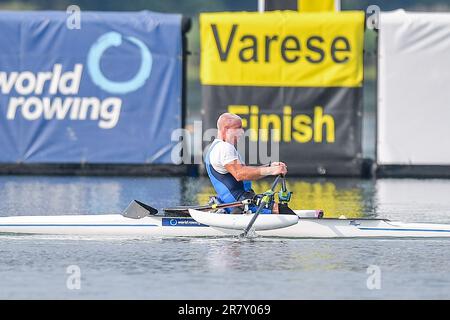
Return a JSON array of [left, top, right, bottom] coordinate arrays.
[[217, 113, 242, 130], [216, 113, 243, 143]]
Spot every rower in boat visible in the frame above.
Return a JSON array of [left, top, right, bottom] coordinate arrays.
[[205, 112, 288, 214]]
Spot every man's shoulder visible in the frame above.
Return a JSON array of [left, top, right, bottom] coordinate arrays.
[[209, 140, 233, 154], [209, 140, 240, 166], [215, 140, 236, 152]]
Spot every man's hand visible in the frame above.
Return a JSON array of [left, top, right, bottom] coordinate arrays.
[[270, 162, 287, 168], [269, 162, 287, 176], [224, 160, 287, 181]]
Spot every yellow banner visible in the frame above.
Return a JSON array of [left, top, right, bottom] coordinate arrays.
[[197, 179, 363, 218], [200, 11, 364, 87], [298, 0, 338, 12]]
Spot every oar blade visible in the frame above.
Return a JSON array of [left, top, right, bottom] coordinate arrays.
[[122, 200, 158, 219]]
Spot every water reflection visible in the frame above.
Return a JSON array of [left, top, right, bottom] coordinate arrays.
[[2, 176, 450, 223], [1, 176, 450, 300], [196, 178, 366, 218], [178, 237, 348, 273], [374, 179, 450, 222], [0, 176, 182, 216]]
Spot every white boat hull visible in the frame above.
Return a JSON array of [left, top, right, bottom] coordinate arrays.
[[188, 209, 299, 231], [1, 211, 450, 238]]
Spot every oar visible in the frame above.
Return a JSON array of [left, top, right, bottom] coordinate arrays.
[[164, 163, 274, 215], [123, 199, 252, 219], [241, 175, 282, 237], [163, 199, 252, 215]]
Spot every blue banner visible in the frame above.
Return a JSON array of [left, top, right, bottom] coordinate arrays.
[[0, 11, 182, 164]]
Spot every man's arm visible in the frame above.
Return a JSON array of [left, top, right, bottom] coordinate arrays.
[[224, 160, 287, 181]]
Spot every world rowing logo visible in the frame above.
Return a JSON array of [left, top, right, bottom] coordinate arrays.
[[87, 32, 152, 94], [161, 218, 208, 227]]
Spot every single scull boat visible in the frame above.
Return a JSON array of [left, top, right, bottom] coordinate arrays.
[[0, 200, 449, 238]]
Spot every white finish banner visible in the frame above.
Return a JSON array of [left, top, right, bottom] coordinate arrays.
[[378, 10, 450, 165]]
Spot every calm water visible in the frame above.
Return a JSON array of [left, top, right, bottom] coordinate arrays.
[[1, 176, 450, 299]]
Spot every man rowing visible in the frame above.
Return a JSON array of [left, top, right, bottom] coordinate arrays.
[[204, 112, 287, 214]]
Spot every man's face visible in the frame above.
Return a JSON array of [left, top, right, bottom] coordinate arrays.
[[225, 120, 244, 145]]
